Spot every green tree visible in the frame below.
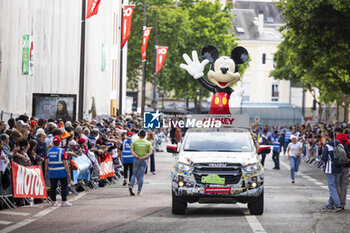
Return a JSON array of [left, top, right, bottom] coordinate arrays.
[[271, 0, 350, 122], [127, 0, 245, 106]]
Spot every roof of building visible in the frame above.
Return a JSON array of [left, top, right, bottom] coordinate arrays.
[[235, 1, 284, 24], [230, 1, 284, 41]]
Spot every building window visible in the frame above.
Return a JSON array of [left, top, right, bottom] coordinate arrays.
[[271, 84, 279, 102], [262, 53, 266, 64], [242, 82, 250, 102], [242, 96, 250, 102]]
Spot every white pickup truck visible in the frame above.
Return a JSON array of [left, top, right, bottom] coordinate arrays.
[[168, 127, 270, 215]]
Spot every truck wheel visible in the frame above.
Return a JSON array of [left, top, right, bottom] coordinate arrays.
[[248, 191, 264, 215], [172, 190, 187, 215]]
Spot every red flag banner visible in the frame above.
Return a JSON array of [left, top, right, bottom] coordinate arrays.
[[156, 46, 168, 73], [122, 5, 134, 48], [11, 161, 48, 198], [86, 0, 101, 19], [99, 155, 114, 180], [141, 27, 152, 60]]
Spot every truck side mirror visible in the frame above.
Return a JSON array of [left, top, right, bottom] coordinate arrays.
[[167, 145, 178, 154], [258, 146, 271, 155]]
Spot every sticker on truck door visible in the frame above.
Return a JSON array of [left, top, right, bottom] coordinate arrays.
[[201, 174, 225, 185]]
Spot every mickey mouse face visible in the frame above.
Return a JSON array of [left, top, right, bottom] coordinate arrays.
[[202, 45, 248, 89]]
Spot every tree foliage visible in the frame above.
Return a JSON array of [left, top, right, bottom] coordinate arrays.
[[127, 0, 244, 100], [271, 0, 350, 108]]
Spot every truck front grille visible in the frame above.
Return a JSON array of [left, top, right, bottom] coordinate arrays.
[[193, 163, 242, 185]]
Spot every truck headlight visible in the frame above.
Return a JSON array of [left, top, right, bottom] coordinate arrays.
[[244, 163, 260, 173], [177, 162, 193, 172]]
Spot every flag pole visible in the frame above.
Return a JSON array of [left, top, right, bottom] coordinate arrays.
[[78, 0, 87, 120], [152, 10, 158, 110], [141, 0, 147, 116], [119, 1, 125, 116]]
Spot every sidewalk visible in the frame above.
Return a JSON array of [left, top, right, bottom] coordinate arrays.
[[0, 151, 175, 233]]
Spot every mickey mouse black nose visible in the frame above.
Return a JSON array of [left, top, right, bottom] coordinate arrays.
[[220, 67, 229, 74]]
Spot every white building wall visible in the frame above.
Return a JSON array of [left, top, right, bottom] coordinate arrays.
[[0, 0, 124, 118], [237, 40, 290, 103]]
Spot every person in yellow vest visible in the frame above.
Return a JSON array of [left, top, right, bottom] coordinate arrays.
[[128, 130, 153, 196]]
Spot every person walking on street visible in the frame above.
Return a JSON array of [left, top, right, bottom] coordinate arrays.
[[283, 127, 293, 155], [335, 127, 350, 210], [129, 130, 153, 196], [270, 130, 281, 170], [119, 132, 134, 186], [146, 131, 156, 175], [321, 130, 343, 212], [258, 128, 270, 166], [45, 136, 73, 207], [287, 135, 303, 183]]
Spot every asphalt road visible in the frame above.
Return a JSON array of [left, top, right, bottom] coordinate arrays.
[[1, 148, 350, 233]]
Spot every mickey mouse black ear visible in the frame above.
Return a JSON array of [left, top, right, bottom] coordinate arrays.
[[231, 46, 249, 64], [201, 45, 219, 64]]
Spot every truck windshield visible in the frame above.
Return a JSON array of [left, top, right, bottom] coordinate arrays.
[[182, 131, 254, 152]]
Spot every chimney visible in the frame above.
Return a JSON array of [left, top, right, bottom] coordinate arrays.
[[258, 10, 264, 35]]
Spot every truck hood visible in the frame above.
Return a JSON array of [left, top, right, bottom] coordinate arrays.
[[178, 151, 259, 166]]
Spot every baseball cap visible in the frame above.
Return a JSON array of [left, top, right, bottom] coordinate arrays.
[[126, 132, 133, 139], [36, 128, 45, 136], [16, 120, 26, 127], [291, 135, 297, 140], [78, 138, 86, 145], [53, 136, 61, 144]]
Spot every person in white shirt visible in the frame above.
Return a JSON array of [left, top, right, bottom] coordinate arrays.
[[287, 135, 303, 183]]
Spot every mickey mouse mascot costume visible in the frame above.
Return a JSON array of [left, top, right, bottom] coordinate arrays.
[[180, 45, 248, 114]]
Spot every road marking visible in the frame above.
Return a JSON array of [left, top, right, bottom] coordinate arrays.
[[0, 211, 30, 216], [245, 215, 267, 233], [0, 192, 88, 233], [33, 207, 57, 218], [0, 221, 11, 225], [237, 203, 267, 233]]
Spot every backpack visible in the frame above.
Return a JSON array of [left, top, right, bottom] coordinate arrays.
[[340, 141, 350, 158], [333, 143, 348, 167]]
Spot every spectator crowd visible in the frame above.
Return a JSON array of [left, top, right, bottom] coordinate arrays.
[[251, 122, 350, 212], [0, 113, 165, 208], [0, 113, 349, 212]]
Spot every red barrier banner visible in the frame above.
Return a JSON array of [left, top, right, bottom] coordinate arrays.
[[87, 0, 101, 19], [122, 5, 134, 48], [141, 27, 152, 60], [11, 161, 48, 198], [156, 46, 168, 73], [99, 155, 114, 180]]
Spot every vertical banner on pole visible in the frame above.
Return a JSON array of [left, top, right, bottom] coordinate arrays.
[[121, 5, 134, 48], [141, 27, 152, 60], [156, 46, 168, 73], [22, 34, 30, 75], [101, 43, 106, 71], [29, 34, 34, 76], [86, 0, 101, 19]]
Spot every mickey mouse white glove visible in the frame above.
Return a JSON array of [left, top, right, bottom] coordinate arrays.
[[180, 51, 209, 79]]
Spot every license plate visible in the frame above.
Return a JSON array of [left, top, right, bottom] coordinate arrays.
[[204, 187, 231, 193], [201, 174, 225, 185]]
